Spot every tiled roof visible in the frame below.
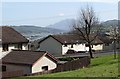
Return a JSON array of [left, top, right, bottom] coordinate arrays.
[[2, 50, 58, 65], [39, 34, 105, 45], [39, 34, 86, 44], [0, 26, 29, 44], [98, 36, 112, 44]]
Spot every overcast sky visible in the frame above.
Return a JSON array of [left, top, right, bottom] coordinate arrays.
[[1, 0, 119, 27]]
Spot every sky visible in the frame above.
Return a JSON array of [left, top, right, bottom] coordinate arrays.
[[0, 0, 119, 27]]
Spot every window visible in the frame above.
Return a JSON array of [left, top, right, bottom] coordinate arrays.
[[2, 65, 6, 71], [71, 45, 73, 48], [18, 44, 22, 50], [94, 44, 97, 46], [91, 45, 93, 48], [42, 66, 48, 71], [85, 44, 93, 48], [64, 44, 67, 47], [15, 44, 22, 50], [85, 44, 89, 47], [3, 44, 8, 51]]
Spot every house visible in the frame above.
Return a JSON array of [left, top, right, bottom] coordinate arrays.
[[2, 50, 58, 76], [98, 36, 113, 51], [38, 34, 104, 57], [0, 26, 29, 58]]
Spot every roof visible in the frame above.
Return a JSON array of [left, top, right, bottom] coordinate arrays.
[[90, 36, 104, 44], [0, 26, 29, 44], [39, 34, 105, 45], [2, 50, 58, 65], [39, 34, 86, 44], [98, 36, 112, 44]]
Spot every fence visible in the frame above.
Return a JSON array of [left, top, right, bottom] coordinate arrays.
[[31, 56, 90, 76], [2, 56, 90, 78], [2, 70, 24, 79], [52, 56, 90, 72]]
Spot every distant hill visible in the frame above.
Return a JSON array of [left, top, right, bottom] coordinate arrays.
[[12, 25, 65, 41], [47, 19, 119, 32], [100, 19, 119, 33], [10, 19, 119, 41], [101, 20, 118, 27], [47, 19, 75, 31]]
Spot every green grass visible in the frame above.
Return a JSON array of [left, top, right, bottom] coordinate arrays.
[[13, 55, 119, 79]]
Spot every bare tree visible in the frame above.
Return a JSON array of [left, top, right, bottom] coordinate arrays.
[[72, 6, 100, 58]]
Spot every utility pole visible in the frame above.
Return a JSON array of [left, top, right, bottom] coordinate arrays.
[[113, 27, 117, 59]]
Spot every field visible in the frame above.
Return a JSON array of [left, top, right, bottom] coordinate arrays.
[[13, 55, 119, 79]]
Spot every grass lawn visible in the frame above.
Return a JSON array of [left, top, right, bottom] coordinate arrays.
[[13, 54, 119, 79]]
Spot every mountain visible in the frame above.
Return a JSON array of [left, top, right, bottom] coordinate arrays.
[[47, 19, 75, 31], [100, 20, 119, 33], [101, 20, 118, 27], [12, 25, 64, 41], [46, 19, 119, 32], [10, 19, 119, 41]]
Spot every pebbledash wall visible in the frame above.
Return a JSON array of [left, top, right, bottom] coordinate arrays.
[[0, 43, 28, 52], [0, 43, 28, 59], [62, 44, 103, 54], [32, 56, 57, 73], [62, 44, 87, 55], [92, 44, 103, 51], [8, 43, 28, 51]]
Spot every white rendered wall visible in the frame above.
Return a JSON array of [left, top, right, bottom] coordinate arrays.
[[62, 44, 87, 55], [32, 56, 57, 73], [92, 44, 103, 50]]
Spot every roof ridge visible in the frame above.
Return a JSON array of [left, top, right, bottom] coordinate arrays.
[[12, 49, 46, 52]]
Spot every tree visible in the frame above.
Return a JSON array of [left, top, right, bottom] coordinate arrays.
[[72, 6, 100, 58]]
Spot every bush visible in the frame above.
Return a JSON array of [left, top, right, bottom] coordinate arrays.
[[59, 57, 75, 61]]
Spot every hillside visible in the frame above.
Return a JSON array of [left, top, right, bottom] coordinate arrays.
[[47, 19, 119, 33], [101, 20, 118, 27], [12, 26, 65, 41], [13, 55, 118, 78], [10, 19, 119, 41], [47, 19, 75, 31]]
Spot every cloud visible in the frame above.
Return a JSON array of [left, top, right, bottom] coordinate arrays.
[[2, 0, 119, 3], [58, 13, 65, 16]]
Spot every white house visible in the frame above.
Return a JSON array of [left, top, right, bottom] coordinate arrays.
[[0, 26, 29, 58], [98, 36, 113, 51], [38, 34, 104, 57], [2, 50, 58, 75]]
